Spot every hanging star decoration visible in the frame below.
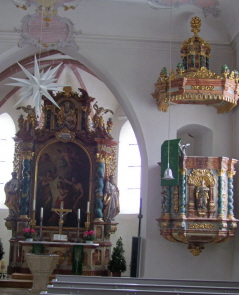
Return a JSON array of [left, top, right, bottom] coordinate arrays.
[[7, 55, 66, 118]]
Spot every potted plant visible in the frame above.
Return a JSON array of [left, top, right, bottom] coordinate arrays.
[[0, 239, 5, 261], [108, 237, 126, 277], [23, 228, 35, 241], [82, 230, 95, 244]]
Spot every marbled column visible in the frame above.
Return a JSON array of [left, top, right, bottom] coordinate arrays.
[[164, 186, 171, 217], [227, 171, 235, 219], [20, 154, 31, 217], [179, 169, 186, 217], [94, 154, 105, 220], [217, 169, 225, 218]]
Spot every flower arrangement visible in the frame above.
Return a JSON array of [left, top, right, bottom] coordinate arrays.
[[23, 228, 35, 239], [82, 230, 95, 241]]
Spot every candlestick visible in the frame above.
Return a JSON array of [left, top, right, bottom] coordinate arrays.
[[1, 260, 5, 272], [87, 202, 90, 213], [78, 209, 80, 219], [33, 199, 36, 210], [40, 207, 43, 218], [39, 216, 43, 241]]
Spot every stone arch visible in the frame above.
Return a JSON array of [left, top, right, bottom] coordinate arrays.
[[177, 124, 213, 156]]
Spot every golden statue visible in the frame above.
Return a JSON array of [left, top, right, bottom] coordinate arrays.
[[196, 180, 209, 210], [103, 175, 120, 221], [4, 172, 20, 217], [92, 102, 114, 130], [56, 101, 76, 130]]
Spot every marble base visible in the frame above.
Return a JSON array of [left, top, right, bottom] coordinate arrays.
[[25, 253, 59, 294]]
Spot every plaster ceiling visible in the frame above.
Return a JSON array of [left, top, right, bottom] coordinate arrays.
[[0, 0, 239, 120]]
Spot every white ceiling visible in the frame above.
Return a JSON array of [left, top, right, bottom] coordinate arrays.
[[0, 0, 238, 43], [0, 0, 239, 118]]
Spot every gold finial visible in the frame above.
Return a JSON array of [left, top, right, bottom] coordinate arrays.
[[190, 17, 201, 36]]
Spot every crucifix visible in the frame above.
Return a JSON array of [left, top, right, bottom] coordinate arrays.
[[51, 202, 72, 235]]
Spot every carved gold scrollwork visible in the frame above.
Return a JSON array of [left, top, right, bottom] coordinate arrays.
[[210, 236, 231, 244], [228, 170, 236, 178], [188, 169, 215, 187], [184, 67, 221, 79], [176, 233, 188, 244], [55, 128, 76, 143], [181, 168, 187, 175], [96, 153, 106, 163], [217, 169, 226, 176], [191, 85, 215, 90], [162, 234, 178, 243], [188, 243, 204, 256], [105, 224, 117, 240], [160, 222, 169, 228], [188, 223, 214, 230], [22, 151, 34, 160]]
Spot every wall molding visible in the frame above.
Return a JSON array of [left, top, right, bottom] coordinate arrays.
[[0, 31, 232, 55]]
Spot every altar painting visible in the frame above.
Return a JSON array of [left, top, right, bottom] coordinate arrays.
[[36, 142, 91, 227]]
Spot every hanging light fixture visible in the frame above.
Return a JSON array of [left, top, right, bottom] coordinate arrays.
[[7, 56, 65, 118], [162, 0, 174, 181]]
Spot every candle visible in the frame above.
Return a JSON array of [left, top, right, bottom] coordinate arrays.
[[1, 260, 5, 271], [40, 207, 43, 218], [78, 209, 80, 219], [87, 202, 90, 213], [33, 199, 36, 210], [60, 202, 64, 209]]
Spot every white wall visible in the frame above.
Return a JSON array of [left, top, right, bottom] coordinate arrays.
[[0, 207, 12, 266], [110, 214, 139, 277], [0, 32, 238, 281]]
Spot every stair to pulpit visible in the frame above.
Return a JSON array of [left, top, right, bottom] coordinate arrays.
[[41, 275, 239, 295]]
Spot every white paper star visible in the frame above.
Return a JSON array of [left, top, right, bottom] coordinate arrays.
[[7, 55, 66, 118]]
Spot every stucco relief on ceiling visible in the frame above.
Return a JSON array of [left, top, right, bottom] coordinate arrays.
[[148, 0, 220, 17], [12, 0, 81, 50]]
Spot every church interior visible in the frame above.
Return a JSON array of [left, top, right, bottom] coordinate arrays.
[[1, 0, 239, 294]]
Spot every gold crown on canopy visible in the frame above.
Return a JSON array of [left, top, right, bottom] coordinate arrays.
[[181, 16, 211, 72]]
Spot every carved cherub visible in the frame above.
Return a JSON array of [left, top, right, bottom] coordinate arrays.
[[92, 102, 114, 129], [17, 105, 37, 130]]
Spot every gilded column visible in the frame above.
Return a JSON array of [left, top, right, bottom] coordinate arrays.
[[227, 171, 235, 219], [94, 153, 105, 220], [179, 168, 186, 218]]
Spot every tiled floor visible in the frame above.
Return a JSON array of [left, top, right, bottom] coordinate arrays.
[[0, 288, 30, 295]]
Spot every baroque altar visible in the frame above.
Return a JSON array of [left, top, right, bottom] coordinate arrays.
[[4, 86, 119, 275]]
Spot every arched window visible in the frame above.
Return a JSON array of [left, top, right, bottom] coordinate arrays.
[[0, 113, 16, 204], [118, 121, 141, 214]]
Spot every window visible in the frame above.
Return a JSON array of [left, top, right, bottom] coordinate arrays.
[[118, 121, 141, 214], [0, 113, 15, 204]]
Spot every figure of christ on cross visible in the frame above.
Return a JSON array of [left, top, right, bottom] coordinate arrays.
[[51, 202, 72, 235]]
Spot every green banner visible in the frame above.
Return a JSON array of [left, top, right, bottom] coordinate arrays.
[[32, 243, 44, 254], [161, 139, 181, 187], [72, 245, 83, 275]]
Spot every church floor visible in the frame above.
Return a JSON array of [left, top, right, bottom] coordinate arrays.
[[0, 287, 29, 294]]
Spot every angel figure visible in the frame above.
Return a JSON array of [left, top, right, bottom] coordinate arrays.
[[92, 102, 114, 130], [17, 105, 37, 130]]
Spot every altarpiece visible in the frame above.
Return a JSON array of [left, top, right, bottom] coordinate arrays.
[[5, 87, 119, 275]]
